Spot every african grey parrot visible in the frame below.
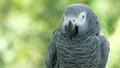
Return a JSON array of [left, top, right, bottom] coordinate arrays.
[[46, 4, 109, 68]]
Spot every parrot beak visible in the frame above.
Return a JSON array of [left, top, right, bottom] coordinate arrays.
[[65, 21, 78, 36]]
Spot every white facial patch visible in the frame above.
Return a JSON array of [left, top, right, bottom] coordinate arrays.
[[63, 12, 86, 27], [77, 12, 86, 26], [63, 16, 76, 25], [62, 16, 76, 32]]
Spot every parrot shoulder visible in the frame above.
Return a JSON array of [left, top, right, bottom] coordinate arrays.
[[98, 36, 110, 68], [100, 36, 110, 55], [46, 29, 58, 68]]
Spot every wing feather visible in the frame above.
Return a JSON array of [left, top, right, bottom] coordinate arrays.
[[98, 36, 110, 68], [46, 30, 57, 68]]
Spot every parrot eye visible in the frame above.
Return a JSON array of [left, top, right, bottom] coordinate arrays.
[[82, 15, 84, 19], [79, 12, 86, 20]]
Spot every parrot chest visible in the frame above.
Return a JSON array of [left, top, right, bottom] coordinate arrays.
[[56, 36, 102, 68]]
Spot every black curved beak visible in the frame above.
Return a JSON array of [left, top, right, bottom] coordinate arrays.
[[67, 21, 74, 33], [65, 21, 78, 36]]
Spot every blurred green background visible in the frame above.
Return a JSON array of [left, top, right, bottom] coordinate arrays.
[[0, 0, 120, 68]]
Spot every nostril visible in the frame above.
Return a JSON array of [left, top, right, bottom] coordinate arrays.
[[73, 20, 75, 22]]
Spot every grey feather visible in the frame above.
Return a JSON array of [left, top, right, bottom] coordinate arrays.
[[46, 30, 57, 68], [98, 36, 110, 68], [46, 4, 109, 68]]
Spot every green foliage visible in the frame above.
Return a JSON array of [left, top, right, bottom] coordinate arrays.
[[0, 0, 120, 68]]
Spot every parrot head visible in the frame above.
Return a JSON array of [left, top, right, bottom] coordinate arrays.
[[59, 4, 100, 39]]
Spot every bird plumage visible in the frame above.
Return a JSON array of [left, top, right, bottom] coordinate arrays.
[[46, 4, 109, 68]]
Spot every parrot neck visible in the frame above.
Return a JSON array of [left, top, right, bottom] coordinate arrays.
[[58, 27, 99, 41], [59, 31, 90, 41]]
